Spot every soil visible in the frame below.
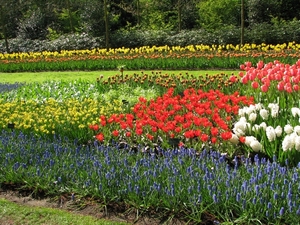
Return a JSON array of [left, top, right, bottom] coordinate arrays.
[[0, 184, 219, 225]]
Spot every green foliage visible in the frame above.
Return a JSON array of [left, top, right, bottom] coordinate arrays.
[[47, 28, 60, 41], [17, 8, 48, 40], [2, 20, 300, 53], [0, 33, 104, 53], [197, 0, 240, 30], [79, 0, 105, 36], [139, 0, 176, 30], [247, 0, 283, 26], [244, 19, 300, 44], [56, 8, 81, 33]]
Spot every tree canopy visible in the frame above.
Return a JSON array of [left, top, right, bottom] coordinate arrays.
[[0, 0, 300, 51]]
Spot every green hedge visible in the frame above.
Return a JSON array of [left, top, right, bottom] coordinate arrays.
[[1, 20, 300, 53]]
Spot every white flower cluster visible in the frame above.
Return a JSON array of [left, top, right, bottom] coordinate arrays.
[[238, 103, 281, 121], [282, 125, 300, 151], [233, 103, 300, 153]]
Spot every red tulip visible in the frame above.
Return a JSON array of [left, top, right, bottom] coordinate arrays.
[[95, 133, 104, 142]]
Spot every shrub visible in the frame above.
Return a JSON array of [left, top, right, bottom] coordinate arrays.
[[1, 20, 300, 53]]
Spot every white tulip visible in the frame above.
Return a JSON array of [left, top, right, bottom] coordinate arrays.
[[229, 134, 239, 144], [294, 126, 300, 135], [254, 103, 263, 111], [248, 112, 257, 122], [259, 122, 267, 131], [284, 124, 294, 134], [250, 140, 262, 152], [246, 105, 256, 115], [266, 126, 276, 142], [259, 109, 269, 120], [268, 103, 279, 118], [245, 136, 257, 146], [252, 124, 261, 132], [238, 108, 246, 116], [295, 135, 300, 151], [282, 134, 294, 151], [291, 107, 300, 117], [274, 126, 282, 137]]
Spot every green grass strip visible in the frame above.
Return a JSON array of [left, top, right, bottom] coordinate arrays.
[[0, 70, 238, 83], [0, 198, 126, 225]]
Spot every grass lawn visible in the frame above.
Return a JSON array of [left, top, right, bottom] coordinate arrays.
[[0, 198, 127, 225], [0, 70, 238, 83]]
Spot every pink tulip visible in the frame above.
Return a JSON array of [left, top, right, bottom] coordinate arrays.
[[261, 84, 269, 92], [241, 76, 249, 84], [257, 61, 264, 69], [245, 61, 252, 68], [261, 77, 270, 86], [229, 75, 238, 83], [293, 84, 299, 91], [284, 83, 293, 93], [283, 75, 290, 83], [275, 73, 282, 81], [249, 72, 256, 81], [277, 81, 285, 91], [251, 81, 259, 89], [292, 76, 300, 84], [239, 71, 244, 77]]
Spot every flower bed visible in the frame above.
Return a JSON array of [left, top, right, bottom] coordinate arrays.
[[1, 43, 300, 72]]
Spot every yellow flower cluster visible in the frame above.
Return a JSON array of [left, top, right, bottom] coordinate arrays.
[[1, 42, 299, 61], [0, 98, 124, 136]]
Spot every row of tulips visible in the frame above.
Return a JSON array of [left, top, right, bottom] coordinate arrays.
[[1, 42, 300, 61], [1, 43, 300, 72]]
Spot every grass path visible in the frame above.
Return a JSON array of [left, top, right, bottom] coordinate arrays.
[[0, 70, 238, 83]]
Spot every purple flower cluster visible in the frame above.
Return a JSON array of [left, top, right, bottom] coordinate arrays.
[[0, 82, 25, 94], [0, 130, 300, 223]]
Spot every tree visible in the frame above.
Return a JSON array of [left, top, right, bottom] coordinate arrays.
[[137, 0, 198, 31], [80, 0, 105, 36], [247, 0, 281, 26], [176, 0, 199, 31], [197, 0, 240, 30], [0, 0, 28, 52]]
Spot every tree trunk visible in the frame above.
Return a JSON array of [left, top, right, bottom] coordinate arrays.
[[0, 5, 10, 53], [66, 0, 74, 32], [240, 0, 244, 46], [4, 33, 10, 53], [178, 1, 182, 32], [104, 0, 109, 50]]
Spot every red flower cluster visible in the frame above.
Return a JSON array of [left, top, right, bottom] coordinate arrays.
[[90, 88, 254, 149]]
